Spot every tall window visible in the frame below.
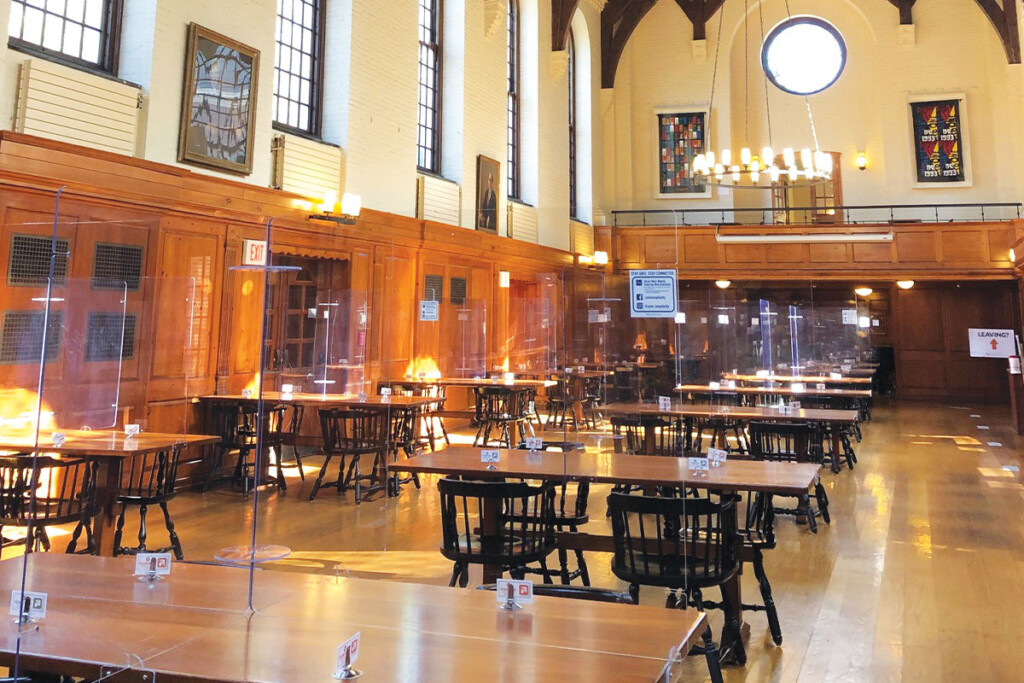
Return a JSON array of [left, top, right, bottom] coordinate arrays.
[[274, 0, 325, 135], [7, 0, 122, 73], [506, 1, 520, 199], [417, 0, 443, 173], [567, 29, 577, 219]]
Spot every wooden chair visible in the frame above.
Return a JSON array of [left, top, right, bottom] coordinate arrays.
[[203, 402, 243, 493], [514, 440, 590, 585], [313, 408, 389, 503], [235, 404, 288, 495], [542, 377, 570, 428], [113, 448, 186, 560], [730, 490, 783, 645], [0, 455, 99, 557], [606, 490, 742, 669], [747, 421, 831, 532], [472, 386, 533, 447], [437, 477, 558, 587]]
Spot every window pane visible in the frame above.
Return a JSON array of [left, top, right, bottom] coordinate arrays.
[[7, 3, 25, 39], [9, 0, 114, 67], [272, 0, 322, 132]]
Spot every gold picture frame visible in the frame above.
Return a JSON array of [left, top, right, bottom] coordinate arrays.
[[177, 23, 260, 175]]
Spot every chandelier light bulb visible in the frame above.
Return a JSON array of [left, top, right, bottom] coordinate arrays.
[[751, 170, 760, 183], [714, 163, 725, 176], [740, 147, 752, 167], [800, 148, 813, 170], [706, 151, 716, 167], [694, 153, 706, 172], [730, 165, 741, 182], [769, 166, 780, 182], [783, 148, 796, 167], [762, 147, 774, 164], [721, 149, 732, 166], [750, 158, 760, 173]]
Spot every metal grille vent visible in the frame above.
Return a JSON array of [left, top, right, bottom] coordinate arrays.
[[0, 311, 64, 364], [450, 277, 467, 305], [424, 275, 444, 302], [92, 243, 143, 291], [8, 234, 69, 287], [85, 313, 137, 362]]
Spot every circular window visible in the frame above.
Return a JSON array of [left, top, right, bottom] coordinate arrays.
[[761, 17, 846, 96]]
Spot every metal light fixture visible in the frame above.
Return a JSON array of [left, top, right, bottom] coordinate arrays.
[[309, 190, 362, 225], [593, 250, 609, 266], [715, 280, 731, 289], [855, 152, 868, 171], [896, 280, 915, 290], [854, 287, 873, 297]]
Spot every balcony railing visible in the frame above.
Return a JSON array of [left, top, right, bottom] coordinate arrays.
[[610, 203, 1023, 227]]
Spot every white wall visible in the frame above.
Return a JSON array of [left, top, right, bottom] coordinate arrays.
[[606, 0, 1024, 218], [0, 0, 599, 248]]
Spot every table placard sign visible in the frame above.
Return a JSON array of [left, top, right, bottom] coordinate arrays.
[[658, 396, 672, 412], [816, 383, 826, 391], [51, 432, 65, 447], [707, 447, 728, 467], [503, 372, 515, 385], [124, 423, 141, 438], [791, 382, 805, 393], [789, 401, 801, 411], [687, 456, 709, 475], [481, 449, 500, 470], [708, 381, 721, 391], [419, 300, 440, 322], [281, 384, 294, 400], [358, 392, 368, 403], [333, 631, 362, 680], [524, 437, 543, 452], [578, 365, 586, 374], [134, 552, 173, 582], [564, 367, 573, 374], [10, 590, 46, 624], [829, 372, 843, 380], [726, 380, 737, 390], [241, 389, 253, 399], [840, 364, 852, 373], [756, 369, 771, 378], [496, 578, 533, 611]]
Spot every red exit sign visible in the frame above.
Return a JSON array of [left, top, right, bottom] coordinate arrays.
[[242, 239, 267, 266]]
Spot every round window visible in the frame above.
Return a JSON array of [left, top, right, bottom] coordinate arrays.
[[761, 17, 846, 96]]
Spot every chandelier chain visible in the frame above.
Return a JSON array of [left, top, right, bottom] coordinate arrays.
[[744, 0, 750, 145], [781, 0, 821, 151], [758, 0, 773, 149]]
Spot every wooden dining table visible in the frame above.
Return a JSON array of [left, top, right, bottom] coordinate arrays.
[[721, 372, 872, 386], [378, 377, 556, 389], [0, 431, 219, 556], [390, 446, 822, 665], [675, 383, 871, 401], [0, 553, 707, 682]]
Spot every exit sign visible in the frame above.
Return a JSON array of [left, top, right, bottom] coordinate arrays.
[[242, 239, 267, 266]]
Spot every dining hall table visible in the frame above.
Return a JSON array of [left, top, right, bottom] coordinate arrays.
[[0, 431, 219, 556], [720, 372, 872, 386], [390, 446, 823, 665], [0, 553, 708, 682], [602, 401, 860, 473]]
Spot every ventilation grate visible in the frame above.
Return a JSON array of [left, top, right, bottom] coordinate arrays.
[[450, 277, 467, 305], [84, 313, 137, 362], [0, 311, 64, 364], [424, 275, 444, 302], [92, 243, 143, 291], [8, 234, 69, 287]]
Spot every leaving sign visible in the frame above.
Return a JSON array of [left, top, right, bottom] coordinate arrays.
[[629, 269, 677, 318], [968, 328, 1015, 358]]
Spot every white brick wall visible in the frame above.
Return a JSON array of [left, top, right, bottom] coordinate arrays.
[[0, 0, 599, 247]]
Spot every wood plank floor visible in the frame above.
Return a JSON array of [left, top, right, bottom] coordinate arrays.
[[11, 399, 1024, 681]]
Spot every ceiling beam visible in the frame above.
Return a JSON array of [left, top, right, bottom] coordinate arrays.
[[552, 0, 580, 51], [886, 0, 917, 25], [974, 0, 1021, 63], [600, 0, 658, 88], [673, 0, 727, 41]]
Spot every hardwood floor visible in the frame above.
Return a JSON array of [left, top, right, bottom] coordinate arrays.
[[9, 399, 1024, 681]]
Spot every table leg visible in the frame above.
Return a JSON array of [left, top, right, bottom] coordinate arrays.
[[92, 459, 122, 557], [830, 428, 842, 474], [481, 496, 502, 583], [718, 496, 749, 665]]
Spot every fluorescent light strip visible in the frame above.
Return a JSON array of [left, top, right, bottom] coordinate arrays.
[[715, 232, 893, 244]]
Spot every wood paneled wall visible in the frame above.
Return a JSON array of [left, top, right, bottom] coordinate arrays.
[[0, 133, 577, 433]]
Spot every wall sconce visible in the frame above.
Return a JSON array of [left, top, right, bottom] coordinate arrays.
[[593, 250, 609, 266], [715, 280, 731, 289], [854, 286, 873, 297], [309, 190, 362, 225], [1011, 248, 1017, 262], [499, 271, 511, 288], [896, 280, 915, 290], [855, 152, 867, 171]]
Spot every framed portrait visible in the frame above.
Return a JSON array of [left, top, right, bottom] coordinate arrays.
[[178, 23, 260, 175], [908, 93, 971, 188], [476, 155, 500, 233], [653, 107, 711, 199]]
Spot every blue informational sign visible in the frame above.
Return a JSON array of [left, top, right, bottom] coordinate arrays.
[[629, 269, 677, 318]]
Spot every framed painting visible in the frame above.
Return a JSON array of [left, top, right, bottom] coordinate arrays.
[[476, 155, 500, 233], [653, 107, 711, 199], [908, 93, 971, 188], [178, 23, 260, 175]]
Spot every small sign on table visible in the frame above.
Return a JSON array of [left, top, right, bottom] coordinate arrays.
[[687, 456, 709, 475], [658, 396, 672, 412], [134, 552, 173, 582], [10, 590, 46, 624], [707, 447, 728, 467], [524, 437, 543, 452], [496, 578, 533, 611], [481, 449, 500, 470], [333, 632, 362, 680]]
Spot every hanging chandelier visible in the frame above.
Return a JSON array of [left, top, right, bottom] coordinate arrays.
[[693, 0, 832, 188]]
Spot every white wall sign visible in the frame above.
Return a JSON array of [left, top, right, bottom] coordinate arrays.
[[841, 309, 858, 325], [629, 269, 677, 318], [242, 239, 267, 266], [968, 328, 1015, 358], [419, 300, 440, 322]]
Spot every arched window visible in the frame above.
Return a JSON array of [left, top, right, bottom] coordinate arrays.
[[507, 0, 520, 199], [273, 0, 326, 135], [417, 0, 443, 173], [567, 28, 577, 218], [7, 0, 122, 73]]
